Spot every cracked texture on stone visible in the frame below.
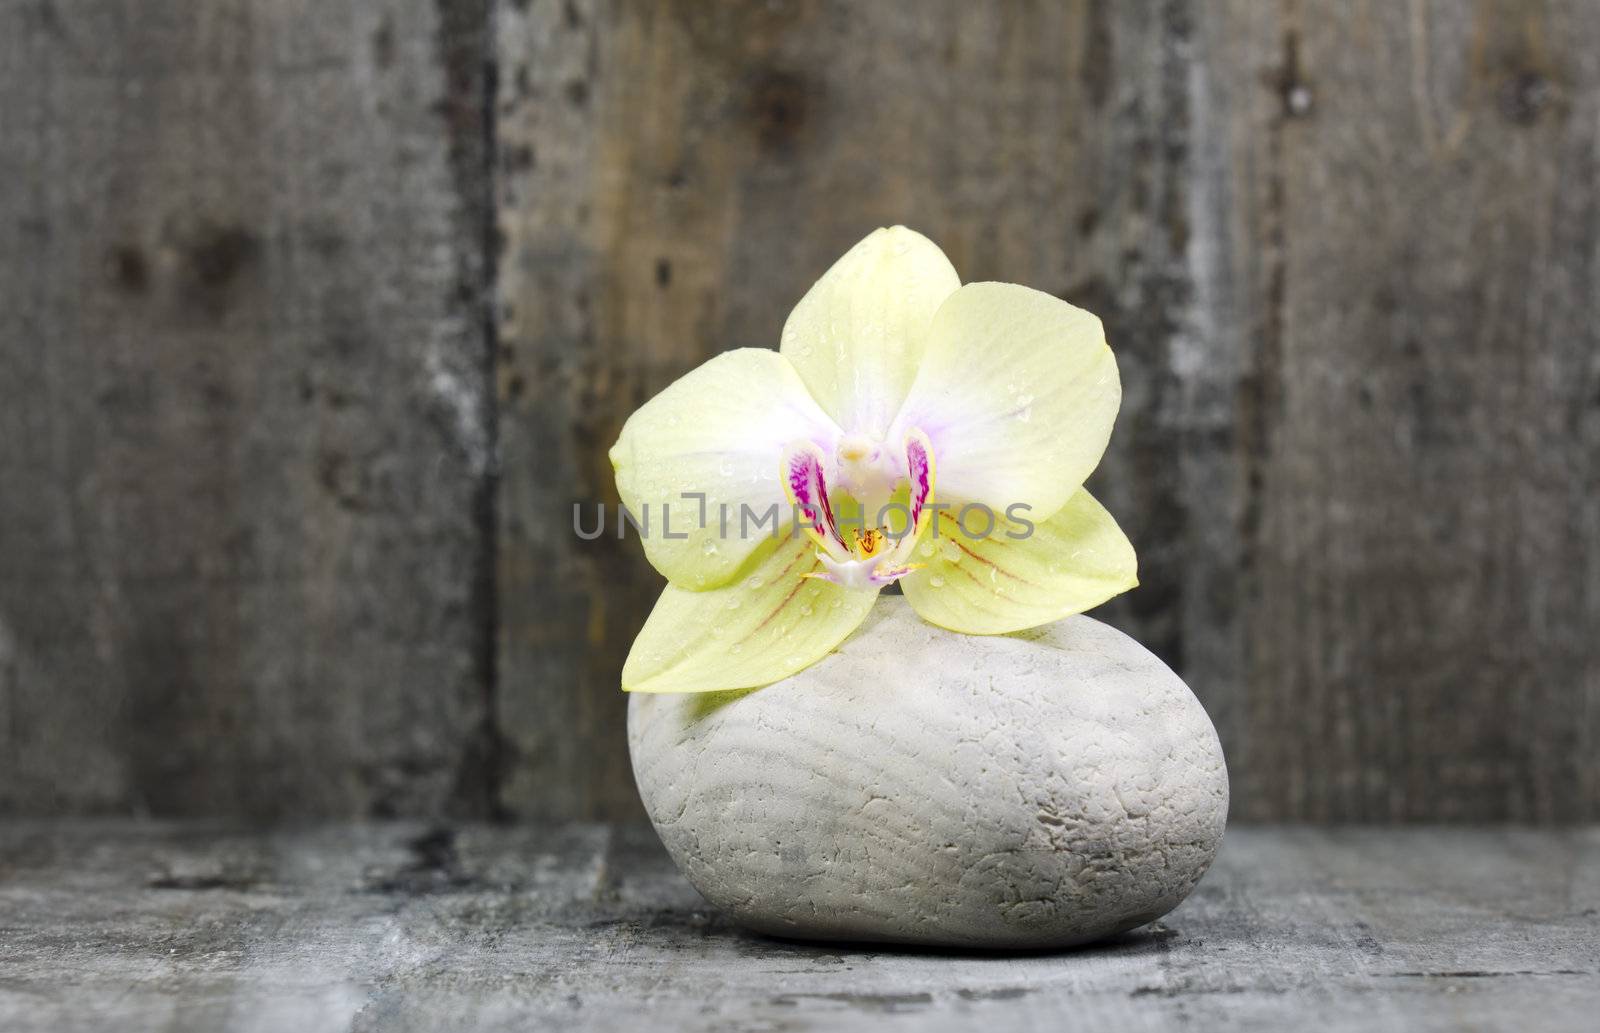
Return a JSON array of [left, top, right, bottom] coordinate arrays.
[[629, 597, 1229, 948]]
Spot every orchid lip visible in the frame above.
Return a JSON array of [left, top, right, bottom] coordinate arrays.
[[805, 552, 924, 591], [782, 428, 936, 592]]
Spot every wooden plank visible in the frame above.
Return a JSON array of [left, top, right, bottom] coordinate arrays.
[[0, 1, 494, 816], [1196, 0, 1600, 819], [490, 0, 644, 820], [492, 0, 1206, 818], [0, 821, 1596, 1031]]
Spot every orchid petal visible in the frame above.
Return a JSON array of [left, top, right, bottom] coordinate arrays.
[[622, 534, 879, 693], [890, 283, 1119, 521], [901, 488, 1136, 635], [610, 348, 840, 590], [780, 226, 961, 439]]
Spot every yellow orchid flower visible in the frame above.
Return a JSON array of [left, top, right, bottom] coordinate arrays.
[[611, 226, 1137, 693]]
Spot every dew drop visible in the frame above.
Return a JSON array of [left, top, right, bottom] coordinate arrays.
[[745, 576, 764, 590], [725, 597, 742, 610], [701, 540, 719, 555], [930, 574, 946, 588]]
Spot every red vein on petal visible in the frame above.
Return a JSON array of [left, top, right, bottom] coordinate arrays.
[[744, 546, 824, 639], [770, 540, 812, 583], [913, 562, 1010, 620], [937, 513, 1035, 587], [946, 555, 1000, 591]]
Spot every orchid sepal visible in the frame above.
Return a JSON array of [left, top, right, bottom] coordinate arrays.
[[622, 533, 879, 694], [901, 487, 1137, 636]]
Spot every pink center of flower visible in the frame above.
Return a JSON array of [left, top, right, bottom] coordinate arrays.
[[781, 429, 936, 591]]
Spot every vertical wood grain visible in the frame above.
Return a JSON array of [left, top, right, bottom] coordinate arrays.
[[1197, 0, 1600, 819], [0, 0, 494, 816]]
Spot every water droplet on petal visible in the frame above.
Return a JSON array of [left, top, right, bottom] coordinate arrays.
[[725, 597, 742, 610], [930, 574, 946, 588], [745, 576, 764, 590]]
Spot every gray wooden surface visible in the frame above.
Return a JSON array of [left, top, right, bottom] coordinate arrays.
[[1, 822, 1596, 1031], [3, 1, 1598, 821], [0, 0, 494, 817], [1196, 0, 1600, 823]]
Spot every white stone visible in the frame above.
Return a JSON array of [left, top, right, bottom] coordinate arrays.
[[628, 598, 1229, 949]]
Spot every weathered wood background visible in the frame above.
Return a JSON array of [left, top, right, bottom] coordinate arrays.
[[1, 0, 1596, 822]]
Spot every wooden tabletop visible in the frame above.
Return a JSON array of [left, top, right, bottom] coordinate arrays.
[[2, 822, 1595, 1031]]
